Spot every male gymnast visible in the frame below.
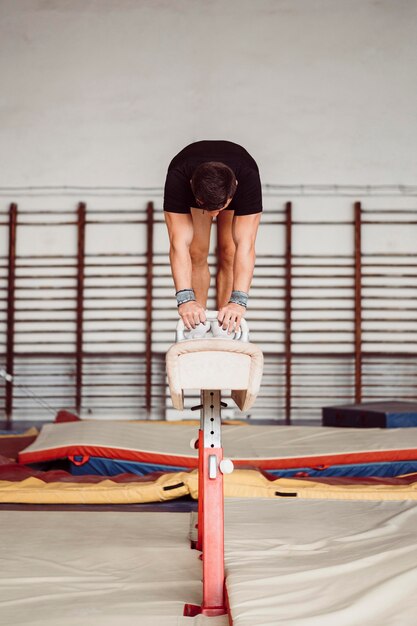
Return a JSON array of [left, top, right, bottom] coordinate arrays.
[[163, 140, 262, 333]]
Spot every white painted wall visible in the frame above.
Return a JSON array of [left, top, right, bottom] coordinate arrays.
[[0, 0, 416, 189], [0, 0, 416, 421]]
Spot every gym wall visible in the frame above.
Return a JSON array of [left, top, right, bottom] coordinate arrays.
[[0, 1, 416, 421]]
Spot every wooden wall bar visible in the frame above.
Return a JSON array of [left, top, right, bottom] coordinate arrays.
[[0, 198, 416, 424], [5, 203, 17, 425], [75, 202, 86, 415], [145, 201, 154, 416], [354, 201, 362, 403], [284, 201, 292, 425]]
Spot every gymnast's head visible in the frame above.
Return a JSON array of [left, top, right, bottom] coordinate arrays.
[[190, 162, 238, 216]]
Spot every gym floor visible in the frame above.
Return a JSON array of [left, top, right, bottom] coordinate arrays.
[[0, 1, 416, 625]]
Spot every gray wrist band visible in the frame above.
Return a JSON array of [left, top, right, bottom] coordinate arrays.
[[228, 290, 248, 308], [176, 288, 196, 307]]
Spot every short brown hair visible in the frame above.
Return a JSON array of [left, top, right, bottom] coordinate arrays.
[[190, 161, 237, 211]]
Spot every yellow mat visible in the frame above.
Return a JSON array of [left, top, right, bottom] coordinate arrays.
[[1, 469, 417, 504]]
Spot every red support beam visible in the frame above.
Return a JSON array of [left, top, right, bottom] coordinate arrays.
[[145, 201, 154, 416], [185, 390, 226, 618], [196, 428, 204, 551], [284, 201, 293, 424], [354, 201, 363, 403], [75, 202, 86, 415], [201, 446, 225, 615], [5, 203, 17, 427]]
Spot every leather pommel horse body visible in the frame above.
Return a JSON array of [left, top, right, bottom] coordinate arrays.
[[166, 313, 263, 617]]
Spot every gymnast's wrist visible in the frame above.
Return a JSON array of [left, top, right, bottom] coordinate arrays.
[[228, 290, 248, 309], [176, 288, 196, 307]]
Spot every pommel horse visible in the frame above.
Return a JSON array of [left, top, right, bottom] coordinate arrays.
[[166, 311, 263, 617]]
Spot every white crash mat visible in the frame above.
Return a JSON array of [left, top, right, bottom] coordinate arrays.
[[3, 502, 416, 625], [19, 421, 417, 469], [0, 510, 227, 626], [224, 498, 417, 625]]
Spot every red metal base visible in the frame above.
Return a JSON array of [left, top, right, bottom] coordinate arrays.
[[184, 395, 228, 617], [184, 603, 227, 617], [183, 603, 201, 617], [196, 429, 204, 551], [201, 446, 225, 611]]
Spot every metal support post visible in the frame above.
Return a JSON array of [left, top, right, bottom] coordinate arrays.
[[184, 389, 227, 617]]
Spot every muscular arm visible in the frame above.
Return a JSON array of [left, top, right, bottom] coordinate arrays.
[[232, 213, 261, 292], [218, 213, 261, 332], [164, 212, 194, 290], [164, 211, 206, 328]]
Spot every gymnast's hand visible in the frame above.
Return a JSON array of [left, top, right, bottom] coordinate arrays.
[[217, 302, 245, 334], [178, 300, 207, 330]]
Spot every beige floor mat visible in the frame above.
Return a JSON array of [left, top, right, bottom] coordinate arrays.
[[0, 510, 228, 626], [224, 498, 417, 625]]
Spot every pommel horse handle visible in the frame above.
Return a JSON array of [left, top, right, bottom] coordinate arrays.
[[175, 309, 250, 342], [166, 313, 263, 618]]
